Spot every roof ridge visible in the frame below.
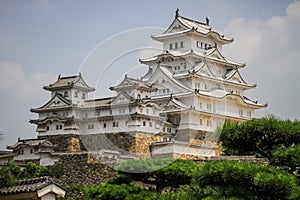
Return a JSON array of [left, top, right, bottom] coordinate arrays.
[[85, 97, 113, 102], [59, 75, 79, 80], [17, 176, 52, 185], [178, 15, 208, 27]]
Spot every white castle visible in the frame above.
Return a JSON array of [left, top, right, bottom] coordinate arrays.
[[3, 10, 266, 165]]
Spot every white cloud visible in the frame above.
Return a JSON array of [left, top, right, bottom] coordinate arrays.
[[0, 61, 25, 90], [222, 1, 300, 119], [0, 60, 56, 101], [0, 60, 56, 149]]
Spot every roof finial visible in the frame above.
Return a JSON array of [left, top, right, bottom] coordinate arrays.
[[206, 17, 210, 26], [175, 8, 179, 18]]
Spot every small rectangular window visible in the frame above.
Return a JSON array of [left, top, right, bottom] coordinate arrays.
[[247, 111, 252, 117], [88, 124, 94, 129], [149, 122, 152, 127], [169, 43, 172, 50], [56, 124, 62, 130], [239, 109, 243, 116], [175, 42, 178, 49], [143, 121, 146, 126], [19, 149, 24, 155], [103, 123, 107, 128], [207, 120, 211, 127], [207, 104, 212, 110], [200, 118, 202, 125], [113, 121, 119, 127], [64, 91, 69, 97], [180, 41, 184, 48]]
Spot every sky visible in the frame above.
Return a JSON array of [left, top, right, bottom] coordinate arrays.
[[0, 0, 299, 149]]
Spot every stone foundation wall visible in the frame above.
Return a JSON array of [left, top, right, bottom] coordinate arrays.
[[105, 132, 136, 153], [39, 134, 83, 152], [129, 133, 160, 156], [104, 132, 160, 156], [53, 153, 117, 187]]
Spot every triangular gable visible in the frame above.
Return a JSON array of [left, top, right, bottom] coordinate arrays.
[[40, 140, 53, 147], [196, 62, 215, 77], [225, 69, 247, 84], [111, 91, 134, 104], [116, 76, 135, 87], [165, 98, 188, 110], [163, 17, 190, 34], [206, 48, 226, 61], [140, 101, 163, 110], [40, 93, 71, 109], [147, 66, 192, 94], [73, 75, 93, 89], [112, 75, 151, 89]]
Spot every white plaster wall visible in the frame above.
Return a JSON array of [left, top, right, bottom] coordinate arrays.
[[41, 192, 56, 200], [14, 147, 40, 161], [40, 154, 58, 166]]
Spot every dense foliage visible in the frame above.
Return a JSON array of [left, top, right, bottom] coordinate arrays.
[[220, 117, 300, 172], [3, 116, 300, 199], [116, 158, 200, 192], [195, 160, 300, 199], [83, 181, 157, 200], [79, 159, 300, 200], [0, 162, 49, 188]]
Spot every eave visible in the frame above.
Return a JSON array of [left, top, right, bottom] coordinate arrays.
[[30, 105, 73, 113], [43, 85, 95, 92], [174, 72, 256, 90], [140, 50, 245, 68], [29, 116, 75, 125]]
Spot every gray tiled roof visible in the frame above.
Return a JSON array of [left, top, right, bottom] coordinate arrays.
[[0, 176, 63, 195], [7, 138, 53, 150]]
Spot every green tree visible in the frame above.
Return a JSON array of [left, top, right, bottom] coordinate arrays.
[[220, 117, 300, 158], [19, 162, 49, 179], [0, 163, 17, 188], [116, 158, 200, 193], [0, 162, 49, 188], [194, 160, 300, 199], [270, 144, 300, 174], [83, 181, 157, 200]]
